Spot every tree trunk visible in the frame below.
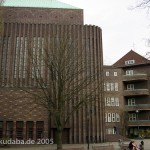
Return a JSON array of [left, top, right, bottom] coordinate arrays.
[[57, 128, 63, 150]]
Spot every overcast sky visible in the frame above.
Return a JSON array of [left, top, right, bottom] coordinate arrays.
[[60, 0, 150, 65]]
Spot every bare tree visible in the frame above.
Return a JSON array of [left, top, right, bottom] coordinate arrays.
[[130, 0, 150, 60], [135, 0, 150, 9], [119, 110, 128, 136], [145, 51, 150, 59], [0, 0, 4, 36], [22, 28, 101, 150]]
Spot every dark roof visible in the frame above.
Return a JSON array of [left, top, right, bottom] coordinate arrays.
[[113, 50, 150, 68]]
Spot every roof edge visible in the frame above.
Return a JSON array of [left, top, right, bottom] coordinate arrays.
[[3, 0, 81, 10]]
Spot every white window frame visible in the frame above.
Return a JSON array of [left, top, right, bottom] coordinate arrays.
[[104, 83, 106, 91], [115, 98, 119, 106], [106, 83, 110, 91], [129, 113, 136, 121], [125, 60, 135, 65], [116, 113, 120, 122], [106, 128, 113, 134], [114, 83, 118, 91], [108, 113, 111, 122], [112, 113, 116, 122], [105, 97, 119, 106], [110, 83, 114, 91], [126, 70, 134, 75], [127, 84, 134, 90], [114, 72, 118, 76], [106, 71, 109, 76], [105, 113, 107, 122], [111, 97, 115, 106], [106, 97, 111, 106], [128, 98, 135, 106]]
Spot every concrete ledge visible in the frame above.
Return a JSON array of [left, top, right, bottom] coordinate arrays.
[[63, 147, 85, 150], [93, 145, 114, 150], [120, 144, 129, 150]]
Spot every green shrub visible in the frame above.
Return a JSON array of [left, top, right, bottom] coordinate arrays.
[[145, 129, 150, 138], [0, 136, 9, 147]]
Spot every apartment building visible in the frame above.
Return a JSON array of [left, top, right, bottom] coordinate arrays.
[[104, 50, 150, 138], [0, 0, 105, 144], [104, 66, 123, 135]]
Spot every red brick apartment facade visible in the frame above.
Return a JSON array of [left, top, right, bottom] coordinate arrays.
[[0, 0, 105, 144], [104, 50, 150, 139]]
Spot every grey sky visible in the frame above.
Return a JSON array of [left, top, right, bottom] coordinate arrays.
[[60, 0, 150, 65]]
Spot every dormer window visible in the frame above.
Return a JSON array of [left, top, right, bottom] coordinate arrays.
[[125, 60, 135, 65]]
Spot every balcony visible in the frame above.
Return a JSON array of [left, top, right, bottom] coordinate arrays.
[[128, 120, 150, 127], [124, 89, 149, 96], [125, 104, 150, 111], [123, 74, 148, 82]]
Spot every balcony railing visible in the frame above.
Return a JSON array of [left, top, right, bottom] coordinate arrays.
[[128, 120, 150, 126], [125, 104, 150, 111], [123, 74, 148, 81], [124, 89, 149, 96]]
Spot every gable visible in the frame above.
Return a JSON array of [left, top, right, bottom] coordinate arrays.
[[113, 50, 150, 68]]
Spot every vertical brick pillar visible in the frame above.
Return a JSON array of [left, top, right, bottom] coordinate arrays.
[[33, 121, 36, 140], [3, 121, 6, 138], [44, 121, 48, 139], [13, 121, 16, 139], [23, 121, 26, 140]]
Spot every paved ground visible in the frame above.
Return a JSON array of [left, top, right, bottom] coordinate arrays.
[[0, 139, 149, 150]]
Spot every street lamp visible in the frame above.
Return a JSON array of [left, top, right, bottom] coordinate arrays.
[[136, 110, 139, 138]]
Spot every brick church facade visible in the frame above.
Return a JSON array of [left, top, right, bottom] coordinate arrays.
[[0, 0, 105, 144]]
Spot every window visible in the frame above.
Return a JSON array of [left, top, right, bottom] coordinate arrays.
[[127, 84, 134, 90], [128, 98, 135, 106], [14, 37, 28, 78], [106, 128, 115, 134], [23, 37, 27, 78], [104, 83, 106, 91], [126, 70, 133, 75], [105, 97, 119, 106], [36, 121, 44, 139], [115, 98, 119, 106], [105, 97, 111, 106], [112, 113, 116, 122], [114, 72, 117, 76], [106, 71, 109, 76], [114, 83, 118, 91], [125, 60, 135, 65], [16, 121, 23, 139], [105, 113, 107, 122], [106, 83, 110, 91], [6, 121, 13, 138], [104, 83, 118, 91], [32, 37, 45, 79], [129, 113, 136, 121], [27, 121, 33, 139], [110, 83, 115, 91], [105, 113, 120, 122], [1, 37, 10, 79], [108, 113, 111, 122], [111, 98, 115, 106], [116, 113, 120, 122]]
